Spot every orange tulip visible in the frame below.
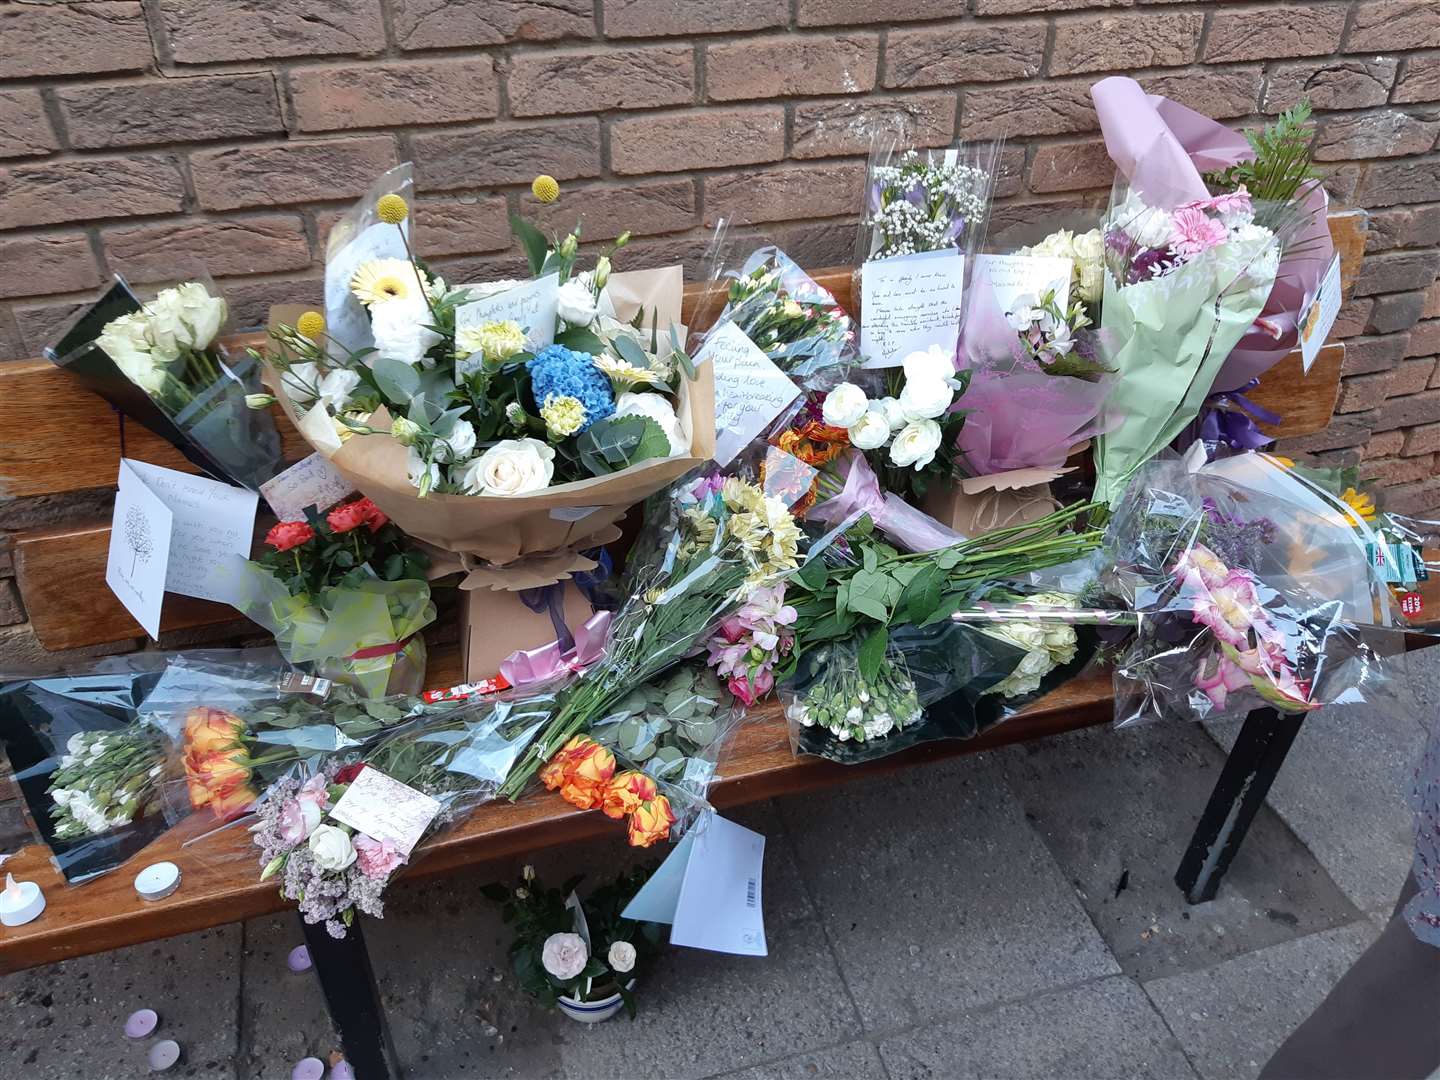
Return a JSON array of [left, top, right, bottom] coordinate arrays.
[[627, 795, 677, 848], [601, 770, 658, 820]]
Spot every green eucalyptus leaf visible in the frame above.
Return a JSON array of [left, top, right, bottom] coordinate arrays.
[[372, 356, 422, 406]]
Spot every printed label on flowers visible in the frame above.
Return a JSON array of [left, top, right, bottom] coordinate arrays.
[[329, 766, 441, 857], [972, 253, 1072, 318], [1300, 254, 1341, 374], [860, 249, 966, 368], [698, 322, 800, 467]]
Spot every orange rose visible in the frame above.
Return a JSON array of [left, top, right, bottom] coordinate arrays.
[[184, 706, 243, 756], [627, 795, 677, 848], [540, 735, 592, 791], [601, 770, 658, 820], [540, 736, 617, 811], [183, 707, 257, 821]]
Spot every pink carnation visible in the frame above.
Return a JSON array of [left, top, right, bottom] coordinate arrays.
[[1170, 207, 1228, 258], [353, 833, 405, 880]]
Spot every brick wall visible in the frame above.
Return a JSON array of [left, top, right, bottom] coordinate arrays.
[[0, 0, 1438, 659]]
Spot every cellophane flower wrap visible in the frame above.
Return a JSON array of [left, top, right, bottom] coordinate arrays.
[[855, 138, 1002, 268], [1106, 454, 1397, 726], [253, 691, 555, 937]]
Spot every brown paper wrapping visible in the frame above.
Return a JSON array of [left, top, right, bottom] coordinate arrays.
[[463, 582, 597, 681], [924, 466, 1069, 537]]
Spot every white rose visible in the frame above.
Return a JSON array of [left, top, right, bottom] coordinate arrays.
[[98, 312, 169, 394], [307, 824, 357, 872], [614, 391, 688, 456], [556, 277, 598, 327], [371, 295, 442, 367], [147, 282, 227, 354], [405, 447, 440, 491], [901, 344, 958, 388], [458, 438, 556, 495], [541, 932, 588, 980], [280, 361, 321, 404], [1077, 260, 1105, 304], [607, 940, 637, 974], [317, 368, 360, 412], [435, 418, 476, 463], [889, 419, 943, 471], [897, 377, 953, 421], [1072, 229, 1104, 262], [847, 406, 892, 450], [821, 382, 869, 427]]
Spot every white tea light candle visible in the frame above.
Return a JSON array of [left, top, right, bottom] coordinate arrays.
[[134, 862, 181, 902], [0, 873, 45, 926]]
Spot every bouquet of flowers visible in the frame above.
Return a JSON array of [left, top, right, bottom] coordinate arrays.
[[231, 495, 434, 698], [482, 864, 664, 1020], [857, 141, 999, 264], [1017, 228, 1107, 324], [45, 727, 166, 842], [47, 276, 283, 490]]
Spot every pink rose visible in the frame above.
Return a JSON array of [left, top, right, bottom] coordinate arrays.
[[277, 798, 322, 846], [297, 773, 330, 811], [352, 833, 406, 880]]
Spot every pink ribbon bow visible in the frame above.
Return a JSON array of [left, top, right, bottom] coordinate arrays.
[[499, 610, 613, 689]]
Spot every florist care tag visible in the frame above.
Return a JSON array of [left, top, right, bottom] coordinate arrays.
[[861, 247, 966, 368], [698, 322, 799, 468], [329, 766, 440, 858], [670, 813, 766, 956], [972, 253, 1072, 316], [1299, 253, 1342, 374], [454, 274, 559, 378], [260, 453, 355, 523]]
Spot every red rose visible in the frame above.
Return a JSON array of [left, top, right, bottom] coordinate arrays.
[[356, 498, 388, 532], [265, 521, 316, 551], [326, 500, 370, 534], [334, 762, 366, 785]]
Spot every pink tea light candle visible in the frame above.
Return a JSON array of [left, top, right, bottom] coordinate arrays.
[[0, 873, 45, 926]]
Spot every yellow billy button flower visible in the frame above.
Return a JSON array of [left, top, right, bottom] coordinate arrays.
[[376, 193, 409, 225], [531, 174, 560, 204], [296, 310, 325, 341]]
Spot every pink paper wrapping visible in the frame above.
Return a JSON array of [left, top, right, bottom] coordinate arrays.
[[807, 453, 965, 551], [1091, 75, 1334, 393]]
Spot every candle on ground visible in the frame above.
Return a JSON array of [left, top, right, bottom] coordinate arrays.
[[0, 873, 45, 926], [287, 945, 312, 973], [124, 1009, 159, 1039], [292, 1057, 325, 1080], [147, 1040, 181, 1072]]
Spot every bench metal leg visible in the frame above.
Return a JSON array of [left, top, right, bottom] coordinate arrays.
[[1175, 706, 1306, 904], [301, 916, 404, 1080]]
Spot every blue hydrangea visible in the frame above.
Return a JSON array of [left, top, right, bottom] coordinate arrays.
[[526, 345, 614, 433]]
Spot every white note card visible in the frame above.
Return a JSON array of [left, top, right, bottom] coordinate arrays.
[[860, 248, 967, 368], [454, 274, 559, 377], [698, 322, 800, 468], [260, 453, 356, 522], [107, 463, 175, 640], [972, 253, 1072, 316], [329, 765, 441, 857], [1300, 254, 1343, 374]]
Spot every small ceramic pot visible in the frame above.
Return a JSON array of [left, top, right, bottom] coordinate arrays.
[[557, 980, 635, 1024]]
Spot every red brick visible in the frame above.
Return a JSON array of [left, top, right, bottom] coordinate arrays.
[[510, 46, 691, 116], [708, 34, 877, 101], [962, 83, 1096, 139], [0, 156, 184, 229], [0, 91, 57, 160], [1, 2, 150, 79], [1395, 57, 1440, 105], [602, 0, 783, 37], [1364, 429, 1407, 458], [1382, 476, 1440, 514], [1338, 371, 1392, 413], [414, 197, 513, 257], [1403, 423, 1440, 455], [391, 0, 591, 50], [1374, 388, 1440, 432], [14, 300, 86, 356], [884, 24, 1045, 89], [57, 74, 282, 150], [704, 162, 864, 227], [797, 0, 964, 25], [160, 0, 385, 63], [294, 60, 498, 133], [1409, 318, 1440, 358], [977, 0, 1129, 10], [1346, 0, 1440, 51], [1315, 110, 1440, 162], [1278, 409, 1378, 453], [1335, 297, 1374, 339], [1343, 333, 1411, 374], [430, 251, 533, 287], [1361, 455, 1434, 484], [214, 275, 322, 329], [0, 308, 24, 363], [1368, 291, 1428, 334], [1395, 358, 1439, 396], [0, 233, 100, 300], [1139, 71, 1263, 120], [1365, 205, 1440, 253], [413, 121, 601, 190], [1323, 163, 1364, 204], [577, 230, 716, 275], [1050, 12, 1202, 76], [1263, 59, 1398, 112], [106, 215, 310, 280], [993, 146, 1027, 199], [988, 197, 1093, 242], [611, 108, 784, 173], [1028, 139, 1115, 193], [794, 94, 954, 159], [533, 179, 696, 239], [1356, 251, 1440, 297], [1205, 6, 1345, 62], [1356, 157, 1440, 207], [191, 137, 397, 211]]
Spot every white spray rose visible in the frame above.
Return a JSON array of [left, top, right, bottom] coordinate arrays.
[[371, 295, 442, 367], [889, 419, 943, 470], [847, 406, 892, 450], [541, 932, 588, 980], [901, 343, 959, 388], [821, 382, 869, 427], [556, 276, 599, 327], [316, 368, 361, 412], [459, 438, 556, 495], [307, 824, 357, 872], [98, 312, 169, 394], [280, 361, 322, 404], [614, 391, 688, 456], [1024, 229, 1076, 261], [897, 377, 953, 421], [435, 418, 477, 463], [607, 941, 637, 974], [147, 282, 228, 356]]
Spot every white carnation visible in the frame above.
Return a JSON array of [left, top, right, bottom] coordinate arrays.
[[371, 295, 442, 368]]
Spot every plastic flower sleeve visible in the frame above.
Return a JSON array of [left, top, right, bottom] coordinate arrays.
[[323, 162, 416, 363]]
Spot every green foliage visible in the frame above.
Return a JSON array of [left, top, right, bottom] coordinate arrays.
[[577, 415, 671, 476], [510, 214, 551, 278], [1204, 99, 1321, 209], [371, 356, 421, 406]]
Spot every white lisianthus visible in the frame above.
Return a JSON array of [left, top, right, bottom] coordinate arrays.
[[889, 419, 943, 470], [459, 438, 556, 495], [307, 824, 357, 872], [435, 418, 477, 463], [556, 275, 599, 327], [371, 295, 442, 367], [541, 932, 588, 980], [405, 447, 440, 491], [607, 941, 637, 974], [316, 368, 361, 412], [391, 415, 422, 446], [98, 312, 170, 394], [847, 406, 892, 450], [147, 282, 228, 356], [897, 377, 953, 421], [821, 382, 869, 427], [1004, 294, 1043, 332], [614, 391, 687, 456], [901, 343, 959, 388], [280, 361, 322, 404]]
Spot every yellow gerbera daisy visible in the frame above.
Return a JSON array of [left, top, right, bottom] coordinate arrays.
[[350, 258, 429, 307], [1339, 486, 1377, 523]]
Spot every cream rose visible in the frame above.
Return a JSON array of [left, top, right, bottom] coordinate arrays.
[[458, 438, 556, 495], [889, 419, 943, 470], [98, 312, 169, 394], [821, 382, 869, 427], [541, 932, 588, 980], [147, 282, 228, 355], [614, 391, 688, 456], [847, 406, 892, 450], [897, 377, 953, 421], [307, 823, 357, 872], [607, 940, 637, 974]]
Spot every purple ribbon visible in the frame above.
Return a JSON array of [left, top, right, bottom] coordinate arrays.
[[808, 453, 966, 552], [499, 610, 612, 689], [1195, 379, 1281, 452]]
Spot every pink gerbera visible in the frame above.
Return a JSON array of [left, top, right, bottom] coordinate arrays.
[[1170, 207, 1228, 258]]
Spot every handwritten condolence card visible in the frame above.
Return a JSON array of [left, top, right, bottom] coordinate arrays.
[[106, 459, 259, 639], [698, 322, 801, 468], [861, 248, 967, 367]]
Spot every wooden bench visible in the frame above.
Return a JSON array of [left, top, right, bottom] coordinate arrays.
[[0, 211, 1371, 1079]]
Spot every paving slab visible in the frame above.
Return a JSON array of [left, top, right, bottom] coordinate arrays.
[[716, 1039, 888, 1079], [1000, 721, 1361, 981], [1143, 920, 1379, 1080], [0, 925, 241, 1080], [877, 975, 1198, 1080], [775, 752, 1119, 1031]]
